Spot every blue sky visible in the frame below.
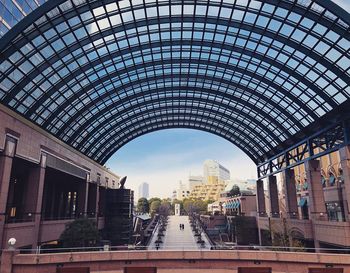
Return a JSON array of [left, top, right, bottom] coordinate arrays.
[[106, 129, 256, 198], [105, 0, 350, 199]]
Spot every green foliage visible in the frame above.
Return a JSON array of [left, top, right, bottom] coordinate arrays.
[[150, 200, 161, 214], [205, 199, 215, 205], [59, 218, 100, 248], [148, 197, 161, 204], [183, 199, 207, 214], [159, 200, 171, 216], [137, 197, 149, 213], [229, 184, 241, 197]]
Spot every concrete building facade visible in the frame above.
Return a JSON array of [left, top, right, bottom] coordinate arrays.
[[0, 105, 120, 250], [188, 175, 203, 191], [172, 181, 190, 201], [256, 147, 350, 250], [189, 160, 229, 201], [203, 160, 230, 183]]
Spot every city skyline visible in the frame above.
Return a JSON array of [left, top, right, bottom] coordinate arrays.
[[106, 129, 256, 198]]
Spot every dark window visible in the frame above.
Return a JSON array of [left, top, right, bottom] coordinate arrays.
[[326, 202, 345, 222]]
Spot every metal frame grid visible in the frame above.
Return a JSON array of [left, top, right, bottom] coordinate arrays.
[[0, 0, 349, 164]]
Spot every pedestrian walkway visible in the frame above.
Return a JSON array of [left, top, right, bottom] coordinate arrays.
[[150, 215, 211, 250]]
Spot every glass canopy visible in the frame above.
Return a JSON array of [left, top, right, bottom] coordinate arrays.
[[0, 0, 349, 164]]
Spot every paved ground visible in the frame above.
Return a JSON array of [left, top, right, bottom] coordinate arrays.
[[149, 215, 211, 250]]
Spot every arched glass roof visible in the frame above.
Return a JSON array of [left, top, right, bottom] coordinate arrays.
[[0, 0, 349, 165]]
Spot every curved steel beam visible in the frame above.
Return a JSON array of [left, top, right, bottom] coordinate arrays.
[[93, 114, 266, 164], [65, 80, 298, 146], [35, 41, 333, 127], [79, 102, 279, 155], [53, 60, 314, 137], [75, 98, 285, 151], [5, 27, 341, 114]]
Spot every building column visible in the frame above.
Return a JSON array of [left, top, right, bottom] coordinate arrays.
[[84, 174, 90, 216], [95, 184, 100, 219], [256, 179, 266, 216], [268, 175, 279, 218], [305, 160, 327, 221], [0, 136, 16, 249], [282, 169, 298, 218], [31, 153, 47, 250], [305, 159, 327, 252], [339, 145, 350, 221], [77, 174, 89, 217]]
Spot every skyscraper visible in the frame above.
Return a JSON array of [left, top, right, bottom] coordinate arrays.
[[203, 159, 230, 183], [189, 160, 230, 201], [138, 182, 149, 200], [0, 0, 46, 38]]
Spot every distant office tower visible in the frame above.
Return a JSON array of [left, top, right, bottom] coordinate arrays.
[[203, 159, 230, 183], [190, 160, 230, 201], [188, 175, 203, 191], [0, 0, 46, 37], [138, 182, 149, 199]]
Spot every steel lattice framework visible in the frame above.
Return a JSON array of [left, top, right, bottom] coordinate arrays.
[[0, 0, 350, 166]]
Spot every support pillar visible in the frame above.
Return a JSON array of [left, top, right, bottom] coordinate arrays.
[[305, 160, 327, 221], [339, 145, 350, 221], [0, 136, 16, 249], [305, 159, 327, 252], [95, 184, 100, 219], [84, 174, 90, 216], [282, 169, 298, 218], [31, 153, 47, 250], [77, 174, 89, 217], [268, 175, 279, 218], [256, 179, 266, 216]]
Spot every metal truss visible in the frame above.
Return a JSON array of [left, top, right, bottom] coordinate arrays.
[[0, 0, 349, 165], [257, 117, 350, 179]]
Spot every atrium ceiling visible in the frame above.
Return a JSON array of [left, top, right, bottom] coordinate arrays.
[[0, 0, 349, 165]]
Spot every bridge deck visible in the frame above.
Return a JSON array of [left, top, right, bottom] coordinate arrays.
[[149, 215, 211, 250]]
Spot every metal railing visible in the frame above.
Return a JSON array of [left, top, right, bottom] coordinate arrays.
[[10, 244, 350, 255]]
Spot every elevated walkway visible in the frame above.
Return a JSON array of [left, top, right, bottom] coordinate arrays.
[[149, 215, 211, 250]]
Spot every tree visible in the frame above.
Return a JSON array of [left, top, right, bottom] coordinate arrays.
[[183, 199, 207, 214], [149, 197, 161, 204], [59, 218, 100, 248], [193, 199, 207, 213], [150, 200, 161, 214], [137, 197, 149, 213], [229, 184, 241, 197], [269, 219, 305, 252], [183, 199, 194, 214], [159, 200, 171, 216]]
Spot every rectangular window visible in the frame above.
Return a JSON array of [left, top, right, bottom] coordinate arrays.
[[326, 202, 345, 222]]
